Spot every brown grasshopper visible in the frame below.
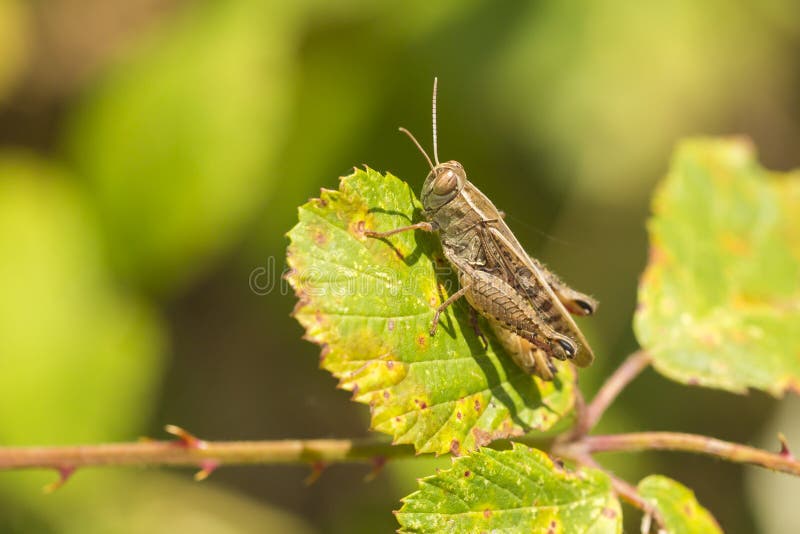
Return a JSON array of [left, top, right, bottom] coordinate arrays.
[[366, 79, 596, 380]]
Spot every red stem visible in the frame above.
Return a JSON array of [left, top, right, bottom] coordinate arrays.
[[582, 432, 800, 476]]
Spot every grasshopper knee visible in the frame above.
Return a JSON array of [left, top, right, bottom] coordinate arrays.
[[554, 337, 577, 359]]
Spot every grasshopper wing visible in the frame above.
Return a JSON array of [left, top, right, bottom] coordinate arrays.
[[482, 225, 595, 367]]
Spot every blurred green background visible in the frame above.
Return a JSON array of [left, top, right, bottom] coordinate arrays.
[[0, 1, 799, 532]]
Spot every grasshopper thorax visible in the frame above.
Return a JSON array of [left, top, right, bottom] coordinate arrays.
[[421, 161, 466, 213]]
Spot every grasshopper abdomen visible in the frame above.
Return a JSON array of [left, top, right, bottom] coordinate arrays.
[[457, 267, 577, 361]]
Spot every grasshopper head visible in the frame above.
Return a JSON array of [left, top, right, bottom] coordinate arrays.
[[421, 161, 466, 212]]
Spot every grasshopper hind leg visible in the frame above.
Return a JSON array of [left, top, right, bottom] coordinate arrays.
[[554, 337, 576, 359], [487, 318, 558, 381], [555, 287, 598, 316]]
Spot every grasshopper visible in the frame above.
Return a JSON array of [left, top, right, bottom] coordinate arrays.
[[366, 79, 597, 380]]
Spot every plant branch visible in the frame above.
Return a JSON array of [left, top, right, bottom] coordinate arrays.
[[1, 352, 798, 497], [582, 432, 800, 476], [0, 426, 554, 476], [0, 431, 413, 472], [570, 350, 652, 439]]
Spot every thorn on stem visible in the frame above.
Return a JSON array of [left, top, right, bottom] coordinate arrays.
[[194, 460, 219, 481], [304, 461, 326, 486], [778, 433, 793, 459], [43, 466, 75, 494], [364, 456, 387, 482], [165, 424, 207, 449]]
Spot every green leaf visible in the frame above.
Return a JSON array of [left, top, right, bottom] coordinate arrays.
[[65, 1, 293, 294], [635, 138, 800, 395], [286, 168, 575, 455], [396, 443, 621, 533], [638, 475, 722, 534]]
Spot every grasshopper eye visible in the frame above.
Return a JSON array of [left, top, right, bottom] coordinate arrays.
[[433, 169, 459, 195]]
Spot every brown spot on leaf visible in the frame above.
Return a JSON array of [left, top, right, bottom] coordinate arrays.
[[464, 470, 471, 477], [356, 220, 365, 234], [483, 509, 492, 518], [417, 335, 427, 348], [383, 391, 390, 399], [457, 411, 462, 420], [683, 504, 693, 517], [474, 399, 482, 412], [314, 230, 327, 246], [386, 360, 394, 369], [388, 319, 395, 331], [450, 439, 461, 456], [547, 519, 558, 534]]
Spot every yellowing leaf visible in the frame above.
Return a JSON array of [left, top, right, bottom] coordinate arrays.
[[396, 444, 621, 533], [638, 475, 722, 534], [635, 138, 800, 395], [287, 168, 575, 455]]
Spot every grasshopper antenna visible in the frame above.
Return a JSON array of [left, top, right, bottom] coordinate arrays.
[[432, 77, 439, 165], [398, 127, 434, 172]]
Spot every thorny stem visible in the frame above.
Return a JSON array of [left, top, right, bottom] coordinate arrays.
[[582, 432, 800, 477], [0, 428, 552, 474], [569, 350, 652, 440], [1, 428, 797, 484], [1, 349, 798, 519], [0, 434, 416, 471]]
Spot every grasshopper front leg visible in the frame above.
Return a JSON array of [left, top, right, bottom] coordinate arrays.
[[430, 283, 471, 336], [365, 221, 436, 238], [366, 220, 461, 336]]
